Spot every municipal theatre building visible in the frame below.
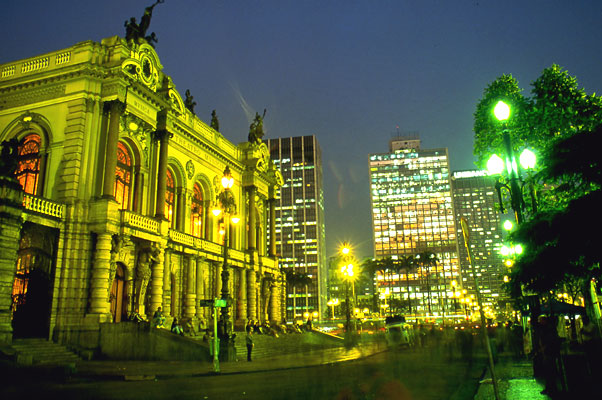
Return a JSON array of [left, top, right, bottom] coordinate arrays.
[[0, 28, 285, 353]]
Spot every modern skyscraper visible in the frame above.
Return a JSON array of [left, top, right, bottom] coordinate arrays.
[[451, 170, 509, 316], [369, 137, 460, 319], [267, 136, 327, 322]]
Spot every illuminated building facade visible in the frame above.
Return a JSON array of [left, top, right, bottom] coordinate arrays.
[[451, 170, 509, 315], [369, 137, 460, 318], [267, 136, 327, 322], [0, 34, 285, 349]]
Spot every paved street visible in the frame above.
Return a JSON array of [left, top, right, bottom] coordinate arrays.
[[2, 346, 486, 400]]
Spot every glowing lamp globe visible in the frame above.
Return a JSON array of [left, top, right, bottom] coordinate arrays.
[[519, 149, 536, 170], [487, 154, 505, 175], [493, 100, 511, 121]]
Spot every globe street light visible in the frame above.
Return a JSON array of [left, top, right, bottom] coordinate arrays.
[[212, 166, 240, 361], [487, 100, 537, 224], [340, 242, 357, 333], [327, 298, 339, 320]]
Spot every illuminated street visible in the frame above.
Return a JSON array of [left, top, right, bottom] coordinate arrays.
[[2, 346, 486, 400]]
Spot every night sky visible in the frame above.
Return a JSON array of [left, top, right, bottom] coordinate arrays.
[[2, 0, 601, 259]]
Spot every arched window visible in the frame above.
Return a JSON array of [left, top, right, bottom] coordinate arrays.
[[114, 142, 133, 210], [191, 183, 204, 238], [165, 169, 175, 226], [16, 133, 41, 195]]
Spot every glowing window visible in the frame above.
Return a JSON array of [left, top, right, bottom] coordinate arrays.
[[191, 183, 203, 237], [114, 142, 132, 210], [15, 133, 41, 195]]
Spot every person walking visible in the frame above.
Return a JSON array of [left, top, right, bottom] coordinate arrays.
[[246, 326, 254, 361]]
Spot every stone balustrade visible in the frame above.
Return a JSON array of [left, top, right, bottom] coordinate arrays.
[[22, 194, 64, 219], [121, 210, 160, 233]]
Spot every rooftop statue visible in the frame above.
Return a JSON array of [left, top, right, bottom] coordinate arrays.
[[124, 0, 164, 44], [184, 90, 196, 115], [248, 109, 267, 144], [210, 110, 220, 132]]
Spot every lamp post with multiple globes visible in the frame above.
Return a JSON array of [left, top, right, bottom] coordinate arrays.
[[212, 166, 240, 361]]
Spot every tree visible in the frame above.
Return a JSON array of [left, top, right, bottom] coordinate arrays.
[[416, 251, 438, 315], [509, 125, 602, 305], [474, 65, 602, 212], [285, 271, 312, 320], [360, 257, 386, 312], [397, 255, 417, 314], [474, 65, 602, 314]]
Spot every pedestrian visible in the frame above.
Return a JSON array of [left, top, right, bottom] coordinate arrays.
[[171, 317, 183, 335], [246, 326, 254, 361], [537, 315, 562, 396], [152, 306, 166, 328]]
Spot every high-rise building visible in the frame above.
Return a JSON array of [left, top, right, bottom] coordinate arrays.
[[267, 136, 327, 322], [369, 137, 460, 318], [451, 170, 509, 315]]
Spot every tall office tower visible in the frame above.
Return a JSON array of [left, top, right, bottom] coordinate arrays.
[[267, 136, 327, 322], [451, 170, 509, 316], [369, 137, 460, 319]]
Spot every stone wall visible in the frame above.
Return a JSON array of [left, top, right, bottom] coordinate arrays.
[[99, 322, 211, 361]]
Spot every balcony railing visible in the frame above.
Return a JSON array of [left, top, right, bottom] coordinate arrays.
[[23, 194, 64, 219], [121, 210, 160, 234]]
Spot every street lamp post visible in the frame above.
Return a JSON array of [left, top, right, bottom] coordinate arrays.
[[340, 242, 357, 334], [487, 100, 537, 224], [327, 298, 339, 320], [212, 166, 240, 361]]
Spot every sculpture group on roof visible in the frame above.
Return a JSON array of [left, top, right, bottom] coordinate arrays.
[[124, 0, 164, 46], [248, 109, 267, 144]]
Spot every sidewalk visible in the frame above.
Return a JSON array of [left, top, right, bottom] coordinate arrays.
[[474, 355, 550, 400], [72, 341, 387, 381]]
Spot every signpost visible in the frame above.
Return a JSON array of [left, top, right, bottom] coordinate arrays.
[[199, 298, 228, 373]]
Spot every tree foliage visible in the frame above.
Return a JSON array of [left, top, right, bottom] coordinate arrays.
[[475, 65, 602, 306]]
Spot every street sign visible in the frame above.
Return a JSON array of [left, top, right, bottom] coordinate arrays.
[[199, 299, 229, 307], [214, 299, 227, 307]]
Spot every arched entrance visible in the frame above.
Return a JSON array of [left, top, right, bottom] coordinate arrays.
[[110, 263, 129, 322], [11, 223, 57, 338]]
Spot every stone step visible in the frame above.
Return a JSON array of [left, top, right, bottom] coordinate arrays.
[[12, 338, 80, 366]]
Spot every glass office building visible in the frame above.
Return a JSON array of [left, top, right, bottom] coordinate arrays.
[[369, 138, 460, 318], [451, 170, 509, 315], [268, 136, 327, 321]]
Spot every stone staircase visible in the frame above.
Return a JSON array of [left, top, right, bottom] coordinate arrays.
[[11, 338, 80, 366]]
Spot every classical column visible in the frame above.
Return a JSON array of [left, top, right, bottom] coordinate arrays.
[[195, 257, 205, 319], [270, 281, 280, 323], [177, 187, 189, 232], [89, 233, 113, 315], [0, 177, 24, 343], [247, 186, 256, 250], [133, 168, 144, 212], [237, 268, 247, 324], [203, 200, 212, 240], [154, 129, 170, 219], [268, 198, 277, 256], [162, 249, 171, 315], [184, 256, 196, 319], [149, 244, 165, 315], [102, 100, 124, 198], [247, 269, 256, 321]]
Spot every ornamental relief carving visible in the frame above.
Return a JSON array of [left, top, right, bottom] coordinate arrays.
[[121, 43, 162, 92], [121, 113, 151, 167], [0, 84, 66, 110]]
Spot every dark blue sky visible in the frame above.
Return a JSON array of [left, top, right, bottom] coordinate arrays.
[[2, 0, 602, 259]]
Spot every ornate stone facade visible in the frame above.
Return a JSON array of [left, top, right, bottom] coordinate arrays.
[[0, 35, 284, 349]]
